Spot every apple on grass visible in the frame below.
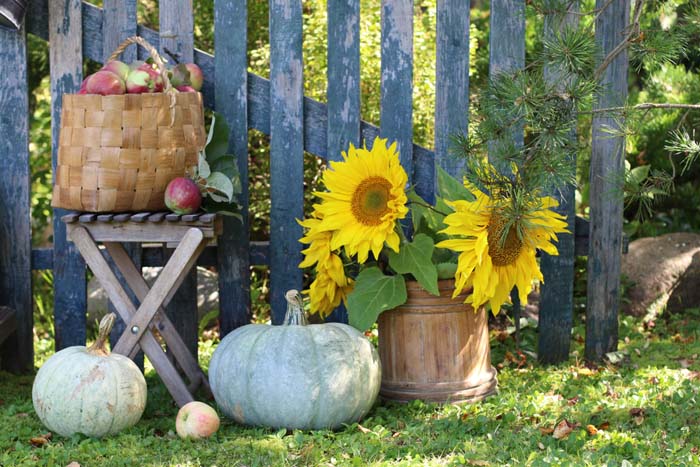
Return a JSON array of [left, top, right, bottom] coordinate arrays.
[[164, 177, 202, 215], [176, 401, 220, 439]]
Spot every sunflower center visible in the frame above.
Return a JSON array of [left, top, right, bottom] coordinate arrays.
[[351, 176, 393, 226], [487, 215, 523, 267]]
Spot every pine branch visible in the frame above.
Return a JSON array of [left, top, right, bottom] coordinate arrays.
[[591, 103, 700, 113]]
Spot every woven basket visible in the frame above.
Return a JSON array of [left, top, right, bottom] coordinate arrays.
[[52, 36, 206, 212]]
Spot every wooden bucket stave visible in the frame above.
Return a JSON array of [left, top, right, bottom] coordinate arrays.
[[378, 280, 497, 403]]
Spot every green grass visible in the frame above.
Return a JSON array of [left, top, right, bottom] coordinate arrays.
[[3, 312, 700, 467]]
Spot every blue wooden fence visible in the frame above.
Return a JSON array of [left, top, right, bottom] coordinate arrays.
[[0, 0, 628, 372]]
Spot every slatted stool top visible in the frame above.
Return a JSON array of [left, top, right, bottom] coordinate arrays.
[[61, 211, 223, 243]]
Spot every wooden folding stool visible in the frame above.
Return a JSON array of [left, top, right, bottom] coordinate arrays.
[[63, 211, 222, 407]]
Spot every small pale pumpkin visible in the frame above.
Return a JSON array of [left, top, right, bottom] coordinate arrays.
[[209, 290, 381, 430], [32, 313, 147, 437]]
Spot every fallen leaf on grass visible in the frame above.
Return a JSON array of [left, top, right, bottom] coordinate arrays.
[[630, 408, 645, 425], [678, 358, 693, 369], [552, 420, 577, 439], [466, 460, 490, 466], [65, 463, 81, 467], [539, 426, 554, 435], [16, 412, 29, 418], [357, 424, 371, 434], [598, 421, 611, 431], [586, 424, 598, 436], [567, 396, 580, 406], [537, 442, 545, 450], [29, 432, 52, 447]]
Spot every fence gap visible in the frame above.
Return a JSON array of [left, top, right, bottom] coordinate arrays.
[[50, 0, 87, 351], [215, 0, 252, 336]]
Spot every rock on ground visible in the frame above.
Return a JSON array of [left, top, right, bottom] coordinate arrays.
[[621, 232, 700, 317], [87, 266, 219, 326]]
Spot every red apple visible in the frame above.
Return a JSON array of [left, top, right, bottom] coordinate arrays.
[[85, 70, 125, 95], [176, 85, 197, 93], [185, 63, 203, 91], [126, 69, 152, 93], [78, 76, 89, 94], [164, 177, 202, 214], [137, 63, 164, 92], [175, 401, 220, 440], [101, 60, 130, 81]]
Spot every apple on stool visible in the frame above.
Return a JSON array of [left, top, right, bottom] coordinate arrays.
[[176, 401, 220, 439]]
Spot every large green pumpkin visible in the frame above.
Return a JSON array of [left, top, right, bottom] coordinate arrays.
[[32, 314, 147, 438], [209, 290, 381, 430]]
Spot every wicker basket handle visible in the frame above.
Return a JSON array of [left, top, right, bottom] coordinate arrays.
[[108, 36, 174, 94]]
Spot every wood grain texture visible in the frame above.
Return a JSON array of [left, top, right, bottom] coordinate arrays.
[[70, 226, 194, 406], [435, 0, 470, 184], [269, 0, 304, 324], [381, 0, 414, 191], [325, 0, 360, 324], [538, 7, 578, 365], [102, 0, 136, 62], [327, 0, 360, 161], [378, 281, 497, 403], [0, 307, 18, 348], [586, 0, 629, 362], [160, 0, 198, 357], [104, 241, 207, 392], [215, 0, 252, 335], [0, 23, 31, 372], [50, 0, 87, 350], [488, 0, 525, 170], [159, 0, 194, 63]]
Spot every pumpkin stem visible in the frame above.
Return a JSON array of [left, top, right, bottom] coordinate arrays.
[[87, 313, 117, 356], [283, 290, 308, 326]]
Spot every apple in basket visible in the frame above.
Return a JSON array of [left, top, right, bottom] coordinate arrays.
[[175, 401, 220, 440], [85, 70, 126, 95], [101, 60, 130, 81], [164, 177, 202, 215]]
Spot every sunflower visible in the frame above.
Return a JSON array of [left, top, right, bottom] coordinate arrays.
[[437, 184, 569, 313], [313, 137, 409, 264], [307, 255, 354, 318], [299, 212, 354, 317]]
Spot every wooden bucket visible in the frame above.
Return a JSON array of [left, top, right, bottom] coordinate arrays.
[[378, 280, 497, 403]]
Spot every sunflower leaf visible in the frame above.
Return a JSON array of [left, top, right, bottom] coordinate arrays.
[[347, 267, 407, 332], [437, 165, 475, 202], [387, 234, 440, 296]]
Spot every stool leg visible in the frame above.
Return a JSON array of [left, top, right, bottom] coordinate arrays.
[[105, 242, 209, 393], [70, 226, 195, 407], [112, 228, 206, 355]]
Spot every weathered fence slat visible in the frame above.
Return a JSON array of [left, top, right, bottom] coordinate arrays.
[[102, 0, 137, 62], [269, 0, 304, 323], [0, 23, 32, 372], [435, 0, 470, 181], [102, 0, 141, 364], [325, 0, 361, 324], [160, 0, 198, 358], [215, 0, 252, 336], [586, 0, 630, 361], [49, 0, 87, 350], [488, 0, 525, 155], [381, 0, 414, 191], [538, 8, 578, 365]]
